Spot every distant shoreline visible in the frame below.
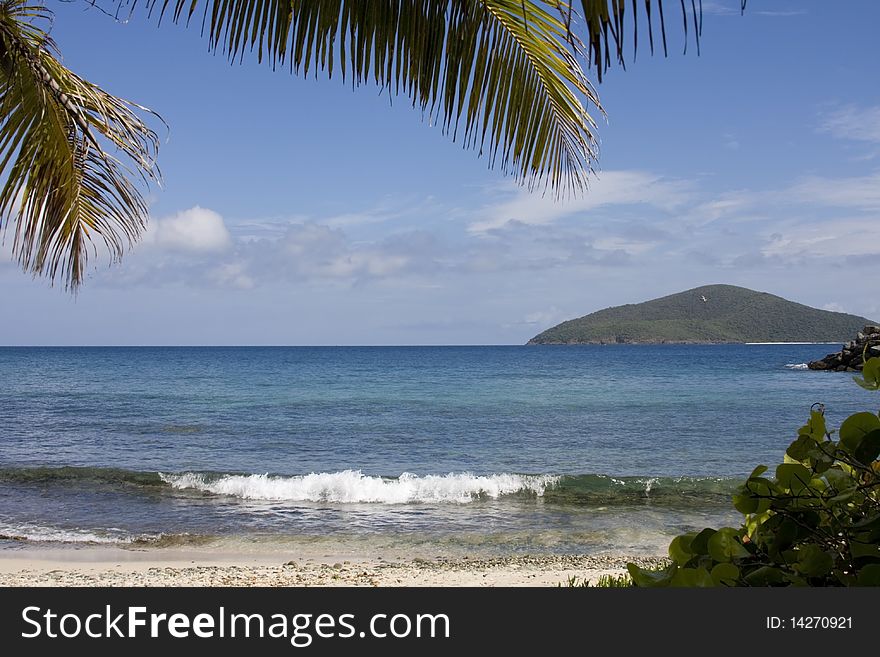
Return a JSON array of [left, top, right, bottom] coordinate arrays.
[[744, 342, 840, 345], [527, 341, 842, 346]]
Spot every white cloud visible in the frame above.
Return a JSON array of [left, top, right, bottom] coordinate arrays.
[[786, 173, 880, 211], [761, 217, 880, 259], [691, 192, 759, 224], [819, 105, 880, 143], [208, 262, 255, 290], [91, 168, 880, 295], [468, 171, 692, 233], [755, 10, 806, 17], [143, 206, 232, 253], [521, 307, 566, 327], [701, 1, 740, 16]]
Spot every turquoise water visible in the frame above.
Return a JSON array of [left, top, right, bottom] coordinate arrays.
[[0, 345, 873, 556]]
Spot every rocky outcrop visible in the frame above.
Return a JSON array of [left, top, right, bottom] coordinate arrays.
[[808, 325, 880, 372]]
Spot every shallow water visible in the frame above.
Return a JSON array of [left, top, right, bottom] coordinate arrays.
[[0, 344, 870, 555]]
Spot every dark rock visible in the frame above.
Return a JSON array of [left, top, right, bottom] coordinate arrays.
[[807, 327, 880, 371]]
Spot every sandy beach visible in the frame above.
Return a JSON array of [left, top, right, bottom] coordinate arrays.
[[0, 548, 666, 587]]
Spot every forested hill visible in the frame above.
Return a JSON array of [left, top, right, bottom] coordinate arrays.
[[527, 285, 875, 344]]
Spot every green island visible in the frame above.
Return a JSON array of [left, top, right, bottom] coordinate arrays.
[[528, 284, 875, 345]]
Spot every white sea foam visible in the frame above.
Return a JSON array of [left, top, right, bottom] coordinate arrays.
[[0, 521, 136, 544], [159, 470, 559, 504], [785, 363, 809, 370]]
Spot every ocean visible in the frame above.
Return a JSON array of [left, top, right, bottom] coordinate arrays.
[[0, 344, 873, 557]]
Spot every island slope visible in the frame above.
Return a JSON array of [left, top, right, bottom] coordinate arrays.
[[527, 285, 875, 345]]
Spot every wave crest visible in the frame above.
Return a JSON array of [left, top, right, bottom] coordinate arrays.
[[159, 470, 558, 504], [0, 521, 141, 545]]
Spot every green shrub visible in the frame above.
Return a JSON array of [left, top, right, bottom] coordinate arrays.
[[562, 573, 633, 588], [627, 357, 880, 587]]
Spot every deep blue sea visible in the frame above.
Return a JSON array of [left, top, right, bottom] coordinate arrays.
[[0, 345, 874, 557]]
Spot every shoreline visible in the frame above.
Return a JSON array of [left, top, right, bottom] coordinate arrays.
[[0, 548, 666, 587]]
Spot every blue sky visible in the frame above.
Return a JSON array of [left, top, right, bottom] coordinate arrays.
[[1, 0, 878, 345]]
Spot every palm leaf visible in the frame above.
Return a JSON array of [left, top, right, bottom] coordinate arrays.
[[137, 0, 601, 194], [0, 0, 160, 290], [575, 1, 746, 81]]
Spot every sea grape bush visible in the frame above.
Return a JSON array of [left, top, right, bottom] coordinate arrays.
[[627, 357, 880, 587]]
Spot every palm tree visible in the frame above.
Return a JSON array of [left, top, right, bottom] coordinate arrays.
[[0, 0, 706, 290]]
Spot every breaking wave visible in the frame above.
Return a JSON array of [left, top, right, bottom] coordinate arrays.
[[0, 466, 737, 507], [160, 470, 558, 504], [0, 521, 143, 545]]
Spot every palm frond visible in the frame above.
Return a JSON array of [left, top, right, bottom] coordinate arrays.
[[576, 0, 706, 81], [137, 0, 600, 194], [576, 0, 748, 82], [0, 0, 160, 290]]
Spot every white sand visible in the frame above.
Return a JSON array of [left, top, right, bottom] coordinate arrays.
[[0, 548, 666, 587]]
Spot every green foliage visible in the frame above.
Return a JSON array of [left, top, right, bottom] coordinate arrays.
[[627, 358, 880, 587], [141, 0, 605, 196], [0, 0, 161, 290], [0, 1, 714, 290], [562, 573, 632, 588], [527, 284, 875, 344], [855, 357, 880, 390]]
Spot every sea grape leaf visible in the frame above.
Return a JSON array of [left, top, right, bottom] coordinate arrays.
[[798, 410, 827, 442], [795, 545, 833, 577], [786, 435, 815, 462], [744, 566, 785, 586], [669, 533, 696, 566], [670, 567, 714, 587], [839, 412, 880, 452], [823, 468, 857, 492], [771, 518, 798, 553], [689, 528, 717, 556], [734, 479, 772, 514], [745, 510, 771, 538], [849, 541, 880, 562], [748, 465, 768, 478], [776, 463, 811, 494], [733, 490, 761, 514], [710, 563, 740, 586], [855, 358, 880, 390], [853, 429, 880, 465], [852, 514, 880, 530], [627, 563, 674, 588], [708, 528, 750, 562], [808, 450, 834, 474], [782, 573, 808, 586], [857, 564, 880, 586]]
